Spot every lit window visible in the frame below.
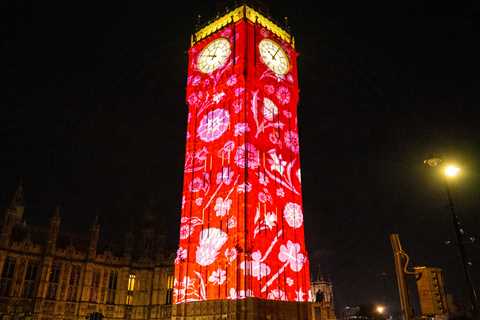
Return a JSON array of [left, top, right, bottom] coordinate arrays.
[[126, 273, 135, 305], [165, 274, 174, 304], [167, 275, 174, 289], [127, 274, 136, 291]]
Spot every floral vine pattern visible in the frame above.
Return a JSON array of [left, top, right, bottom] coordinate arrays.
[[175, 21, 311, 303]]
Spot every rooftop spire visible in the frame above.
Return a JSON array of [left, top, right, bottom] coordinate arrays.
[[5, 179, 25, 222], [316, 264, 322, 282], [93, 214, 99, 226], [9, 179, 24, 209], [52, 205, 61, 220], [47, 205, 61, 254]]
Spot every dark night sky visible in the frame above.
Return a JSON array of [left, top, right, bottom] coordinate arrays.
[[1, 0, 479, 315]]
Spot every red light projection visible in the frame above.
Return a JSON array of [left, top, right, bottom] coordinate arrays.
[[174, 19, 311, 303]]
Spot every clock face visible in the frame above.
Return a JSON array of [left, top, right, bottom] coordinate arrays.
[[197, 38, 231, 74], [259, 39, 290, 75]]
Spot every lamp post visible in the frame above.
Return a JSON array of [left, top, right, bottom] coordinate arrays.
[[424, 158, 479, 318]]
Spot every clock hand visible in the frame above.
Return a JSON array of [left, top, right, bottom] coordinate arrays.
[[272, 47, 281, 60], [212, 46, 219, 59]]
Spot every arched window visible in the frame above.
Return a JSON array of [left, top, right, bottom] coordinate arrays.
[[67, 265, 81, 301], [89, 269, 100, 302], [126, 273, 135, 305], [106, 270, 118, 304], [315, 290, 324, 303], [47, 262, 62, 300], [22, 260, 39, 298], [165, 274, 174, 304], [0, 257, 16, 297]]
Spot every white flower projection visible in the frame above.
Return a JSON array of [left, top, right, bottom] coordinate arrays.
[[196, 228, 228, 266], [284, 130, 299, 153], [240, 250, 271, 280], [197, 108, 230, 142], [234, 143, 260, 169], [283, 202, 303, 229], [278, 240, 305, 272], [263, 97, 278, 121], [208, 268, 226, 285]]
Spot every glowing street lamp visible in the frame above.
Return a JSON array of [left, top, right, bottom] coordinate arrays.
[[424, 157, 478, 318], [444, 164, 460, 178], [376, 305, 386, 315]]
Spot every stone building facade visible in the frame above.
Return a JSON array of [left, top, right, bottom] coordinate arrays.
[[0, 184, 175, 320], [310, 277, 336, 320]]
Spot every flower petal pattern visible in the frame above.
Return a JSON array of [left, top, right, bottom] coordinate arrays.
[[283, 202, 303, 228], [196, 228, 228, 266], [197, 108, 230, 142]]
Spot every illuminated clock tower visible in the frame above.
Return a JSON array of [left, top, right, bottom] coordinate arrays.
[[173, 5, 312, 319]]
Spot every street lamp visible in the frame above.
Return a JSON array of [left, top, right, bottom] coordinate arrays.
[[424, 157, 479, 318], [376, 305, 386, 315], [444, 164, 460, 178]]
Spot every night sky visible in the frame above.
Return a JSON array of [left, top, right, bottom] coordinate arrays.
[[1, 0, 478, 315]]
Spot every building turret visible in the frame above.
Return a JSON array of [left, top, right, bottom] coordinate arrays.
[[141, 199, 156, 257], [311, 264, 337, 319], [8, 181, 24, 221], [46, 206, 61, 254], [0, 182, 25, 246], [88, 215, 100, 258], [124, 230, 134, 258]]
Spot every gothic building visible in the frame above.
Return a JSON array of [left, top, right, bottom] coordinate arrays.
[[0, 184, 175, 320], [310, 275, 336, 320]]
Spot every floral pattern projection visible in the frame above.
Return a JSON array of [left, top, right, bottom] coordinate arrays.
[[174, 20, 311, 304]]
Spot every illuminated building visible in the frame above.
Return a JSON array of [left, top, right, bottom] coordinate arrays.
[[414, 267, 449, 317], [173, 4, 312, 319], [310, 275, 336, 320], [0, 184, 174, 320]]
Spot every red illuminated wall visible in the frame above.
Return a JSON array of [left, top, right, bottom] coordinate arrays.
[[174, 19, 311, 303]]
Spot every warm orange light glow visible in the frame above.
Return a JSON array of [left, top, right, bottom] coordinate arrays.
[[444, 165, 460, 177], [376, 305, 386, 314], [127, 274, 136, 291], [167, 275, 174, 289]]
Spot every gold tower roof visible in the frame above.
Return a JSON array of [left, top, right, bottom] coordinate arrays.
[[191, 5, 294, 48]]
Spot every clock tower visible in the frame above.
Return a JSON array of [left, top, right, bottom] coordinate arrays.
[[173, 5, 313, 319]]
